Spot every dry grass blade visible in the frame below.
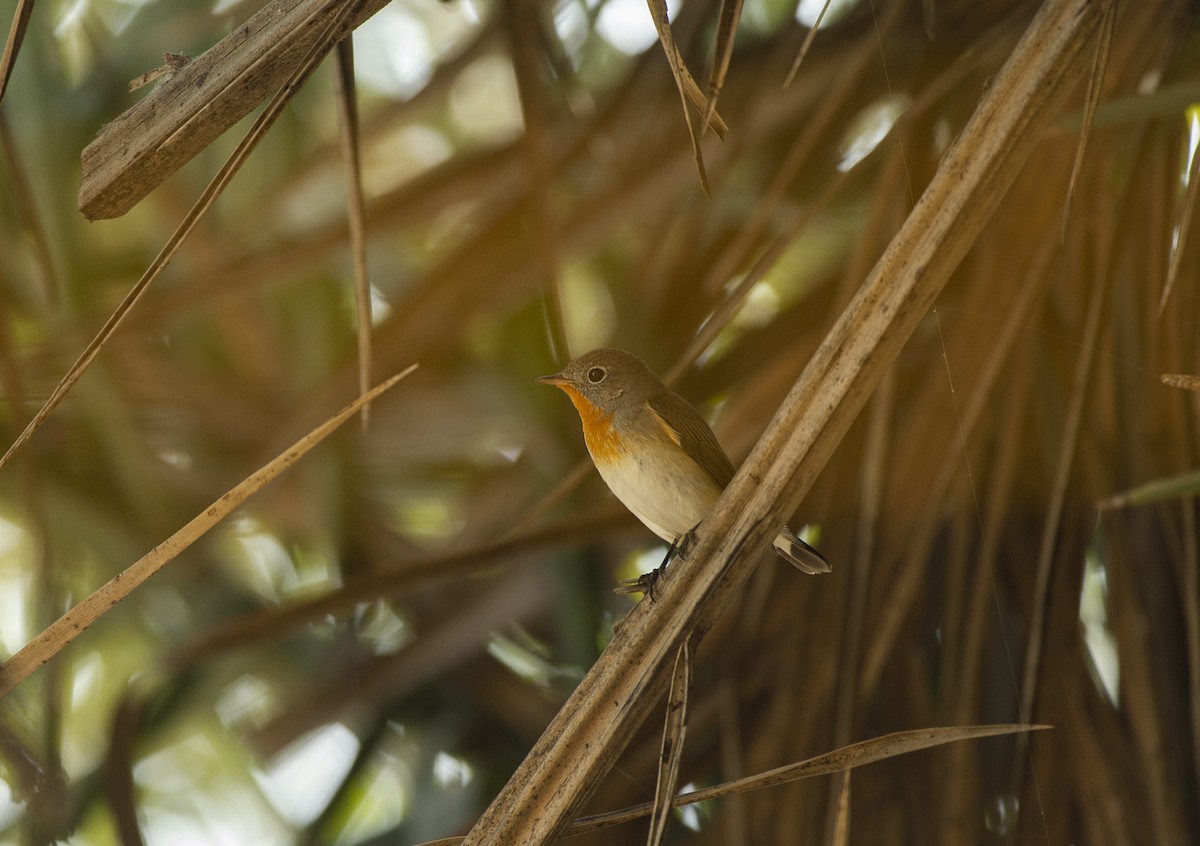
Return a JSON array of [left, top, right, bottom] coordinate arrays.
[[458, 2, 1104, 841], [332, 36, 373, 430], [1060, 0, 1115, 241], [0, 0, 358, 477], [647, 640, 693, 846], [860, 233, 1056, 694], [783, 0, 834, 88], [1096, 469, 1200, 510], [710, 7, 891, 292], [716, 645, 748, 844], [938, 363, 1030, 843], [0, 0, 34, 104], [0, 366, 415, 700], [832, 770, 851, 846], [1161, 373, 1200, 391], [646, 0, 710, 195], [1016, 213, 1111, 795], [566, 725, 1051, 835], [824, 369, 892, 839], [1103, 514, 1190, 843], [702, 0, 743, 134], [1160, 117, 1200, 314], [410, 725, 1050, 846], [668, 167, 853, 384], [503, 462, 595, 539]]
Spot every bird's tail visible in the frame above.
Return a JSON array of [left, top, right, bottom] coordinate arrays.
[[773, 528, 831, 575]]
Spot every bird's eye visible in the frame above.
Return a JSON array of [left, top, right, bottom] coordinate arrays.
[[587, 367, 607, 384]]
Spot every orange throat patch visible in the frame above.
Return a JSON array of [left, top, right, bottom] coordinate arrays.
[[558, 385, 623, 464]]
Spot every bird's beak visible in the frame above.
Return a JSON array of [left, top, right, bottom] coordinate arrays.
[[538, 373, 569, 387]]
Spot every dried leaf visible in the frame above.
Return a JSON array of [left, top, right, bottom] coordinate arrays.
[[647, 640, 692, 845]]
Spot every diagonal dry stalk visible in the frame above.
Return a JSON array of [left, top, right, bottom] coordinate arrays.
[[783, 0, 834, 88], [1059, 0, 1116, 240], [1015, 183, 1114, 793], [332, 37, 374, 430], [0, 367, 415, 700], [458, 1, 1105, 843], [1161, 109, 1200, 313], [701, 0, 743, 132], [0, 0, 34, 105], [569, 725, 1049, 834], [646, 0, 711, 194]]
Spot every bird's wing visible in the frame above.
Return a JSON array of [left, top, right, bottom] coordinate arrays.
[[647, 392, 736, 489]]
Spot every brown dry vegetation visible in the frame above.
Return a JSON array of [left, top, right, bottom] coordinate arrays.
[[0, 0, 1198, 843]]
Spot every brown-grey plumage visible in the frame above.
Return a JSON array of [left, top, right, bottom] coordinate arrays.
[[540, 348, 830, 575], [647, 391, 735, 488]]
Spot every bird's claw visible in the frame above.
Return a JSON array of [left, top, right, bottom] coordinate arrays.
[[612, 532, 695, 601], [614, 568, 664, 600]]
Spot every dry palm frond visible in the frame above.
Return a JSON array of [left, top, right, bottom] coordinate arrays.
[[0, 0, 1198, 843]]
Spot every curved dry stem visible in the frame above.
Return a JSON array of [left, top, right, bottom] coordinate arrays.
[[333, 37, 374, 430]]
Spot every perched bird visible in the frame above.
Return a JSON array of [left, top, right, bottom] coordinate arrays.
[[539, 348, 830, 581]]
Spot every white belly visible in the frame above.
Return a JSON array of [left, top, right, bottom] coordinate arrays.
[[593, 441, 722, 543]]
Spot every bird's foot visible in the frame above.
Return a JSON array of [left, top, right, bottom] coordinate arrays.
[[614, 568, 663, 599], [612, 533, 694, 601]]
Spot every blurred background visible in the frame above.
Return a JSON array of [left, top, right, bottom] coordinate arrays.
[[0, 0, 1198, 842]]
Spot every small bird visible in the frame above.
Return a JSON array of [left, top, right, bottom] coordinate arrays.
[[539, 348, 830, 583]]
